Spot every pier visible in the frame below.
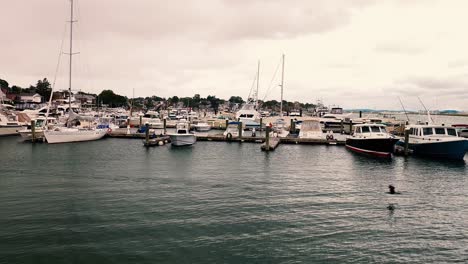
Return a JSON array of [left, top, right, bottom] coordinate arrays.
[[109, 132, 345, 145]]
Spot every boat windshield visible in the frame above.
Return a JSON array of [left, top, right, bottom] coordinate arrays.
[[361, 126, 370, 133], [435, 128, 446, 135], [370, 126, 381, 132], [447, 128, 457, 136], [423, 127, 433, 135]]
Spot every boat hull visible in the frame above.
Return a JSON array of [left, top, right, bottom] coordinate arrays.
[[0, 125, 22, 136], [396, 139, 468, 160], [194, 126, 211, 132], [169, 134, 196, 146], [44, 129, 107, 144], [346, 138, 399, 158], [18, 129, 45, 141]]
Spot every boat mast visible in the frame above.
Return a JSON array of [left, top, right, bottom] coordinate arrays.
[[68, 0, 76, 118], [256, 60, 260, 109], [280, 54, 285, 117]]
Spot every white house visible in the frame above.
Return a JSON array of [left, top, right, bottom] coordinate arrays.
[[20, 93, 43, 103]]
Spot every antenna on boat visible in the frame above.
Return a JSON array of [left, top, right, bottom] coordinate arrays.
[[417, 96, 434, 124], [398, 97, 410, 122]]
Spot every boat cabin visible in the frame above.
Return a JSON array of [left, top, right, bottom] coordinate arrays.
[[352, 124, 389, 136], [408, 125, 458, 137]]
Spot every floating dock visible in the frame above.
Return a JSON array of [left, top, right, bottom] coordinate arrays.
[[261, 137, 280, 151], [143, 136, 171, 147], [108, 128, 346, 146]]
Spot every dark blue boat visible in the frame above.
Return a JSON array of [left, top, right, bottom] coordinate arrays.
[[396, 125, 468, 160]]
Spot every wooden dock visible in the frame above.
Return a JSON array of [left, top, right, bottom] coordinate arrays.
[[108, 129, 346, 146], [261, 137, 280, 151]]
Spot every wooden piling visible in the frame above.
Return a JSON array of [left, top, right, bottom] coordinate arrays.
[[340, 120, 344, 134], [145, 123, 150, 145], [349, 120, 353, 135], [238, 121, 242, 139], [290, 119, 295, 133], [163, 119, 167, 135], [404, 128, 410, 156], [359, 111, 362, 118], [265, 126, 270, 151], [259, 118, 263, 131], [31, 120, 36, 143], [139, 115, 142, 128], [225, 119, 229, 130]]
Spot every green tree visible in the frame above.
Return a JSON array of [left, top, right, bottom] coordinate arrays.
[[0, 79, 9, 89], [10, 85, 22, 94], [35, 78, 52, 102], [228, 96, 244, 104], [207, 95, 221, 114], [98, 90, 128, 107]]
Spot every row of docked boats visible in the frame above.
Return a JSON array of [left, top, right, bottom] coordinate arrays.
[[345, 123, 468, 160]]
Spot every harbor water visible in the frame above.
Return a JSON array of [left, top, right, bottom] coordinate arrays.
[[0, 137, 467, 263]]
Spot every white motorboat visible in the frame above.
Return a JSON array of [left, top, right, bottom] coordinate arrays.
[[18, 117, 57, 141], [192, 121, 211, 132], [223, 121, 243, 138], [168, 120, 196, 146], [270, 118, 289, 138], [298, 119, 327, 140], [0, 106, 24, 136]]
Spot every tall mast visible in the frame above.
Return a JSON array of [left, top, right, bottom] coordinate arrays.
[[280, 54, 285, 117], [256, 60, 260, 108], [68, 0, 75, 115]]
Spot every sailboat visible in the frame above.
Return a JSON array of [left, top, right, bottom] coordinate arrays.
[[44, 0, 107, 144], [270, 54, 289, 138]]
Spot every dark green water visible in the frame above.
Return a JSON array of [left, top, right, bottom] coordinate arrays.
[[1, 137, 467, 263]]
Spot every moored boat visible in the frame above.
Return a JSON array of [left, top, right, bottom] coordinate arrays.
[[44, 127, 108, 144], [223, 121, 243, 139], [395, 125, 468, 160], [168, 120, 196, 146], [192, 121, 211, 132], [346, 124, 399, 158]]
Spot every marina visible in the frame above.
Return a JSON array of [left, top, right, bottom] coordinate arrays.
[[2, 0, 468, 263], [1, 136, 467, 263]]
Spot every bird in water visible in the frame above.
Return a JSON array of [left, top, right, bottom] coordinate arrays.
[[388, 185, 401, 194]]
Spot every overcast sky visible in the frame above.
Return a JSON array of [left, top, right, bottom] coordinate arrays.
[[1, 0, 467, 110]]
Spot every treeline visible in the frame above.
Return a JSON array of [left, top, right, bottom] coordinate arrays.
[[0, 78, 53, 102], [1, 77, 317, 112]]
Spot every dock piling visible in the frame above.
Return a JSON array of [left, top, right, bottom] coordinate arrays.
[[290, 119, 295, 133], [145, 123, 150, 145], [265, 126, 270, 151], [31, 120, 36, 143], [259, 118, 263, 131], [404, 128, 410, 156], [340, 120, 344, 134], [139, 116, 142, 128], [225, 119, 229, 130], [238, 121, 242, 139], [163, 119, 167, 135], [349, 121, 353, 134]]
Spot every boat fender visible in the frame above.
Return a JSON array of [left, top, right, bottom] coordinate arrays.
[[107, 128, 112, 133], [226, 133, 233, 140], [326, 134, 334, 140]]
